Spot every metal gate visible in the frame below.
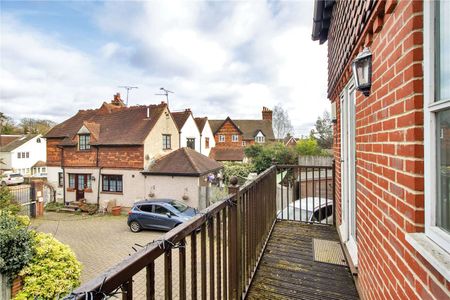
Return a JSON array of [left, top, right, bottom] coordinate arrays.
[[9, 185, 36, 218]]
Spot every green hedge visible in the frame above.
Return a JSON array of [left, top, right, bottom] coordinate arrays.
[[14, 233, 82, 299], [0, 212, 34, 282]]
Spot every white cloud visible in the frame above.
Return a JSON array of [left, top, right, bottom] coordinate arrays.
[[0, 1, 328, 135]]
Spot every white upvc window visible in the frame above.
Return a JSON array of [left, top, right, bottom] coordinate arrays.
[[232, 134, 239, 142], [219, 135, 225, 143], [423, 0, 450, 254], [255, 136, 265, 143]]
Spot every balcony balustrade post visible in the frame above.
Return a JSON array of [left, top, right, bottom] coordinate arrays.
[[228, 179, 240, 299]]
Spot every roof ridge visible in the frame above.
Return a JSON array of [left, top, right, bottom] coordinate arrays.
[[183, 148, 201, 174]]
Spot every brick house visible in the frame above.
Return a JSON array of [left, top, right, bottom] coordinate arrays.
[[44, 94, 180, 208], [312, 0, 449, 299], [209, 107, 275, 161]]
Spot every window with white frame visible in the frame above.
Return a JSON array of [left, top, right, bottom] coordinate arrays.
[[424, 0, 450, 253], [232, 135, 239, 142], [219, 135, 225, 142], [255, 135, 265, 143]]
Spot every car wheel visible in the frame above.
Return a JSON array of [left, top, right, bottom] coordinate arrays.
[[129, 221, 142, 233]]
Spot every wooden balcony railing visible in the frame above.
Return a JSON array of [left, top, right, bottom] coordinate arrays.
[[66, 166, 277, 300]]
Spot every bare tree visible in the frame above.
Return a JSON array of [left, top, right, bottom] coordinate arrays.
[[310, 111, 333, 149], [19, 118, 56, 134], [272, 104, 294, 139]]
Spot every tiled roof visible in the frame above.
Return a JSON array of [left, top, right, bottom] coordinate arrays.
[[32, 160, 46, 168], [209, 147, 245, 162], [0, 135, 22, 147], [144, 147, 223, 176], [194, 117, 208, 132], [209, 119, 275, 140], [45, 103, 168, 146], [0, 134, 39, 152], [171, 110, 192, 131]]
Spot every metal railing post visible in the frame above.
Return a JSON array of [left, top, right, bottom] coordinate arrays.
[[228, 182, 240, 299]]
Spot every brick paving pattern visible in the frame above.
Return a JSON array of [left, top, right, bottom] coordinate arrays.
[[31, 212, 221, 299]]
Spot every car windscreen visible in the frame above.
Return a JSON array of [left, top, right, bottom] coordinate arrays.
[[169, 201, 188, 213]]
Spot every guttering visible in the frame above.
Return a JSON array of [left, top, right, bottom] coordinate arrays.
[[141, 166, 223, 177], [95, 146, 102, 208], [311, 0, 335, 44]]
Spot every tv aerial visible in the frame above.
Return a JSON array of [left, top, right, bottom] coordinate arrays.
[[155, 87, 174, 107], [118, 86, 138, 106]]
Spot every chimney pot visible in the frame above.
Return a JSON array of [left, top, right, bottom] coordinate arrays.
[[147, 107, 150, 118], [262, 106, 273, 121]]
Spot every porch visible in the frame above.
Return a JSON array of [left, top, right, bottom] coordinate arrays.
[[67, 164, 359, 300]]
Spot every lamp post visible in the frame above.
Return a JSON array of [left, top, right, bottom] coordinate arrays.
[[352, 47, 373, 96]]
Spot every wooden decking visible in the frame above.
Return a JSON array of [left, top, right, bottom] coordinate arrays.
[[246, 220, 359, 300]]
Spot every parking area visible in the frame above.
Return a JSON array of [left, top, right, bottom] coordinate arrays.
[[30, 212, 163, 284]]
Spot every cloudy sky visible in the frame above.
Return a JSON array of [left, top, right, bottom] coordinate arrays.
[[0, 0, 328, 136]]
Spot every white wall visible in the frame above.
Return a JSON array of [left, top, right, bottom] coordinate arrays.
[[200, 120, 216, 156], [180, 115, 201, 152], [10, 135, 46, 175], [143, 106, 180, 169], [145, 175, 200, 208], [47, 166, 64, 202], [63, 167, 146, 208]]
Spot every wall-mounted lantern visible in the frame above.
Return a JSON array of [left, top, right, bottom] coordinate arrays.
[[352, 47, 373, 96]]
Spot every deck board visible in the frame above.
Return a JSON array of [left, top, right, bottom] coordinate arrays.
[[246, 220, 359, 300]]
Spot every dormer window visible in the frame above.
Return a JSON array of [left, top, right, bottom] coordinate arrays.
[[255, 136, 265, 143], [79, 134, 91, 150]]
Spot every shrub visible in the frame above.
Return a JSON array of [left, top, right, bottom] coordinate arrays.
[[222, 162, 255, 184], [0, 186, 20, 214], [14, 233, 82, 299], [295, 138, 323, 156], [44, 202, 64, 212], [244, 142, 297, 173], [0, 211, 34, 282]]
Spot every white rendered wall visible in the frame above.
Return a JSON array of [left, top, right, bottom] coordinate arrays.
[[145, 175, 200, 208], [179, 115, 201, 152], [10, 135, 46, 175], [200, 121, 216, 156]]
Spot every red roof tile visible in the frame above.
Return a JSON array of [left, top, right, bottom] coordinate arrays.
[[209, 147, 245, 161], [45, 103, 168, 146], [145, 147, 223, 176]]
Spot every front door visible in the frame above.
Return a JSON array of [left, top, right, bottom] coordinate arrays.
[[340, 80, 358, 265], [75, 174, 86, 201]]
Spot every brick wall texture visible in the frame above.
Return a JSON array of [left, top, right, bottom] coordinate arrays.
[[328, 0, 450, 299], [214, 120, 243, 147], [47, 141, 144, 169]]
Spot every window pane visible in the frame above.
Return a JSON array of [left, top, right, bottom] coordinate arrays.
[[437, 109, 450, 233], [102, 176, 108, 191], [117, 177, 123, 192], [154, 205, 169, 215], [436, 1, 450, 101]]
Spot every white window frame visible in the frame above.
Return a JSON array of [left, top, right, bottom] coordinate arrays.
[[219, 135, 225, 143], [423, 0, 450, 253]]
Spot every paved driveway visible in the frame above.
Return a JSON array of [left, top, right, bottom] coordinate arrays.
[[31, 212, 164, 298]]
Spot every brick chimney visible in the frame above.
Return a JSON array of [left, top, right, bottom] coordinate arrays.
[[111, 93, 125, 107], [262, 107, 273, 121]]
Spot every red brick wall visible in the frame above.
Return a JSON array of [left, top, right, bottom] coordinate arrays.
[[214, 120, 242, 148], [59, 145, 144, 169], [97, 146, 143, 169], [46, 138, 63, 166], [329, 1, 450, 299]]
